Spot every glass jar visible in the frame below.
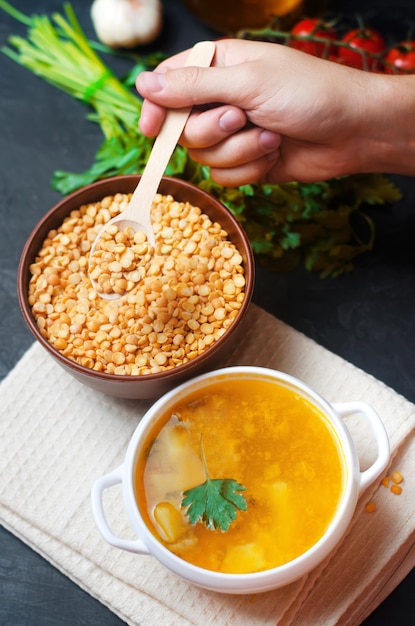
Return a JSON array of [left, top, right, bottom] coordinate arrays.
[[185, 0, 329, 34]]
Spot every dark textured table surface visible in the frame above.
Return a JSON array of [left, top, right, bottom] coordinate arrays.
[[1, 0, 414, 624]]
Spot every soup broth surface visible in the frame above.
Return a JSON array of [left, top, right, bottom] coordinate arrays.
[[135, 377, 345, 573]]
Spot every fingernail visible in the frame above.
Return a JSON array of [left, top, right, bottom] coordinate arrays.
[[140, 71, 166, 92], [259, 130, 281, 151], [219, 110, 244, 132]]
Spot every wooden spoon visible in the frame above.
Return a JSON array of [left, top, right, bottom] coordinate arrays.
[[89, 40, 216, 299]]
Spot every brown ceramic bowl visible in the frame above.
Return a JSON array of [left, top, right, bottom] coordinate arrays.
[[17, 175, 254, 399]]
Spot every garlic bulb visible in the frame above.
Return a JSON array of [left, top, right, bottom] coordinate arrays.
[[91, 0, 163, 49]]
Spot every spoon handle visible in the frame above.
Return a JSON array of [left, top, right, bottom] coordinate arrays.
[[128, 41, 216, 229]]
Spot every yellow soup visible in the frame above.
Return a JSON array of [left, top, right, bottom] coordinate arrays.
[[135, 377, 345, 574]]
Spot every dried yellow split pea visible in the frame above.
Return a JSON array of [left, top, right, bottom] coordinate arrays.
[[28, 192, 246, 376], [89, 225, 153, 296], [365, 501, 377, 514], [391, 471, 403, 485]]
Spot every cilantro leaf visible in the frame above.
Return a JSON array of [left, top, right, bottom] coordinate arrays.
[[182, 478, 247, 532], [181, 437, 247, 532]]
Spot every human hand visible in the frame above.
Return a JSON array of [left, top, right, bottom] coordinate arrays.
[[136, 39, 397, 185]]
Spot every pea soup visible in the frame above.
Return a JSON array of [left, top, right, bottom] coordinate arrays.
[[135, 377, 345, 574]]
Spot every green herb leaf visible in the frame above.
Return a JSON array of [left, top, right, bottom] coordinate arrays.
[[181, 437, 247, 532], [122, 51, 166, 87], [182, 478, 247, 532]]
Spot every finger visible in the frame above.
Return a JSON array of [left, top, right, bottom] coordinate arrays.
[[139, 100, 247, 145], [188, 127, 281, 168], [136, 64, 256, 110], [180, 106, 246, 148], [138, 99, 167, 136], [209, 151, 280, 188]]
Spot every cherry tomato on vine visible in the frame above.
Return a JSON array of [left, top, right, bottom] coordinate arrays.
[[341, 27, 386, 70], [384, 41, 415, 74], [290, 18, 337, 58]]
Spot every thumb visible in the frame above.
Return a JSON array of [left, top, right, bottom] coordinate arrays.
[[136, 65, 249, 109]]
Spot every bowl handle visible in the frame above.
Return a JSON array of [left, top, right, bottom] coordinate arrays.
[[91, 465, 150, 554], [333, 402, 390, 493]]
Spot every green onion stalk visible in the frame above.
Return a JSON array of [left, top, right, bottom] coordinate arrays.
[[1, 1, 140, 133], [0, 1, 160, 190]]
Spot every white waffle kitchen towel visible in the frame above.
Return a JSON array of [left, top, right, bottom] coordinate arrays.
[[1, 303, 414, 626]]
